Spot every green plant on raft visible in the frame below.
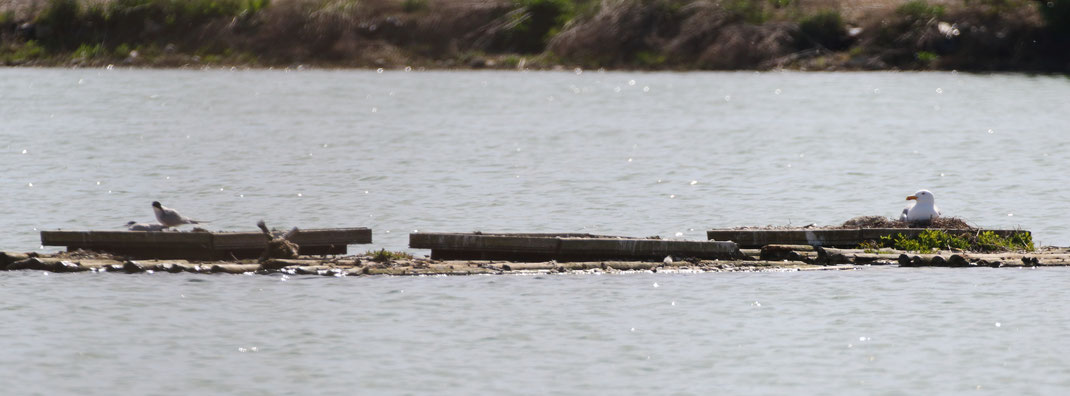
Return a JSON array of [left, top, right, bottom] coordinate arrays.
[[975, 231, 1005, 252], [975, 230, 1035, 252], [858, 240, 883, 253], [871, 230, 1034, 252], [878, 230, 969, 252], [1008, 231, 1035, 251], [921, 230, 970, 251], [369, 249, 413, 262]]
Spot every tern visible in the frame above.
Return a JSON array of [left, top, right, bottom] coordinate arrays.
[[152, 201, 205, 228], [125, 221, 168, 232]]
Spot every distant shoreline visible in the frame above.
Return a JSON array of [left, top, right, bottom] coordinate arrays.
[[3, 0, 1068, 72]]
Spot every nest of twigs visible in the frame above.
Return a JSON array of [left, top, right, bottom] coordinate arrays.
[[257, 220, 300, 262], [840, 215, 974, 230]]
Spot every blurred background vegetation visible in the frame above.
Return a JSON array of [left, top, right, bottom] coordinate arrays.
[[1, 0, 1067, 71]]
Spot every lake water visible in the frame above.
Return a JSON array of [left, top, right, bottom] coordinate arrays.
[[3, 68, 1070, 394], [5, 267, 1070, 395]]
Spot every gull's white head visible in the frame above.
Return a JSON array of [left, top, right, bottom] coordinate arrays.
[[906, 190, 935, 205]]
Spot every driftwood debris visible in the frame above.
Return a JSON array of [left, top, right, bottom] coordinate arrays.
[[895, 252, 1070, 268], [803, 246, 1067, 267], [5, 235, 1068, 277], [0, 248, 861, 276], [814, 247, 902, 265], [760, 244, 818, 262]]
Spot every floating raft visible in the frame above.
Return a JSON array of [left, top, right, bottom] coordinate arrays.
[[5, 246, 1069, 276], [409, 232, 743, 261], [0, 251, 852, 275], [40, 228, 372, 259], [706, 228, 1029, 249]]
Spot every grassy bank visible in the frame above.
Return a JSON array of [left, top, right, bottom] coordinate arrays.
[[1, 0, 1068, 71]]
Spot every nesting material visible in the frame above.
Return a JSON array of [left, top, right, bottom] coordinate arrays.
[[840, 215, 973, 230], [730, 216, 974, 231], [257, 220, 300, 262]]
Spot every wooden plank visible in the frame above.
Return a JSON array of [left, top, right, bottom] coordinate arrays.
[[42, 231, 212, 246], [211, 228, 372, 250], [409, 233, 562, 252], [211, 245, 348, 259], [42, 230, 215, 259], [410, 233, 741, 261], [557, 238, 740, 260], [410, 233, 562, 261], [708, 228, 1030, 248], [40, 228, 371, 260], [706, 229, 860, 248]]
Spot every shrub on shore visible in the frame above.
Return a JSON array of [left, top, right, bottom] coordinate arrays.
[[497, 0, 576, 53], [32, 0, 268, 50], [547, 0, 801, 69], [1034, 0, 1070, 33], [797, 10, 850, 51]]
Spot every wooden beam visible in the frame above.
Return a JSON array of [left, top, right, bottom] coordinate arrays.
[[410, 232, 741, 262], [707, 228, 1029, 249], [40, 228, 372, 259]]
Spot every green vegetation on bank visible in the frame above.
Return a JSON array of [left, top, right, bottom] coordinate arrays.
[[1, 0, 1069, 71], [797, 10, 850, 51], [864, 230, 1035, 253], [1036, 0, 1070, 33]]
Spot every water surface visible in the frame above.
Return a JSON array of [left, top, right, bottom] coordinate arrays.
[[3, 268, 1070, 395], [3, 69, 1070, 394], [2, 69, 1068, 251]]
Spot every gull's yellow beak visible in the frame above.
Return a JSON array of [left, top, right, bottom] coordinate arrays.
[[906, 196, 918, 201]]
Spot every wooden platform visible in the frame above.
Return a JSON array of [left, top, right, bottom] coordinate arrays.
[[706, 228, 1029, 249], [409, 232, 742, 261], [41, 228, 372, 259]]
